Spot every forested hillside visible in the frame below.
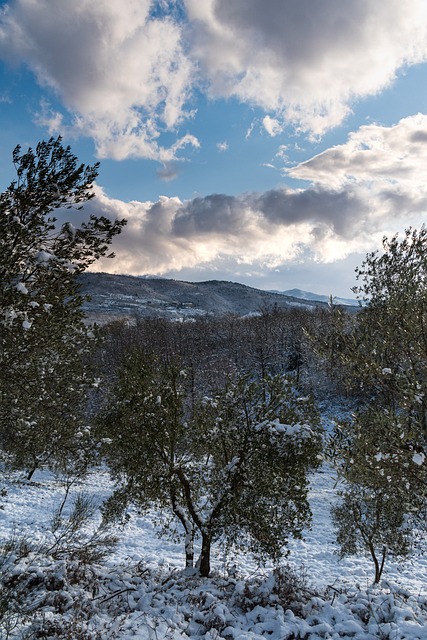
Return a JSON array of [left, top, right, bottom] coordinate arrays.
[[78, 271, 351, 323]]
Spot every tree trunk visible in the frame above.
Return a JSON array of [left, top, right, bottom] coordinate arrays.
[[27, 462, 38, 481], [170, 489, 197, 569], [197, 533, 211, 577], [375, 546, 387, 584], [369, 541, 387, 584], [185, 529, 195, 568]]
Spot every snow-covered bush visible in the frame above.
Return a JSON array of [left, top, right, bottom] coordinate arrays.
[[232, 564, 311, 615], [0, 492, 118, 639]]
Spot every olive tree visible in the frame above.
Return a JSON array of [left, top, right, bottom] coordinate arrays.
[[99, 348, 322, 576], [328, 228, 427, 581], [331, 483, 414, 584], [0, 137, 126, 478], [330, 407, 422, 583]]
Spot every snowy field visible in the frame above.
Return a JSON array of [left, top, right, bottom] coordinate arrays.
[[1, 458, 427, 639]]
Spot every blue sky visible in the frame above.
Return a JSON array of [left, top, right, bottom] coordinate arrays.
[[1, 0, 427, 297]]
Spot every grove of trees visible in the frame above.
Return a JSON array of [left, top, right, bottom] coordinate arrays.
[[1, 137, 426, 587]]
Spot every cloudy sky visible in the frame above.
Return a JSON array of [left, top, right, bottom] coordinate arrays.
[[1, 0, 427, 297]]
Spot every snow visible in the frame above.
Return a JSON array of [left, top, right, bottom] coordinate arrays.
[[412, 452, 425, 466], [265, 419, 313, 438], [15, 282, 28, 294], [35, 250, 55, 263], [1, 456, 427, 638]]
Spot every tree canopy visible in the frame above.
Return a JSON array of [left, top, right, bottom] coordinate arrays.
[[328, 227, 427, 581], [99, 348, 322, 576], [0, 137, 126, 478]]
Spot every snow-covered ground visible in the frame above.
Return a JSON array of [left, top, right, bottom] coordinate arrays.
[[1, 458, 427, 639]]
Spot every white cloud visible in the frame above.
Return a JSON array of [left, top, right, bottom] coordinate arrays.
[[260, 163, 276, 170], [275, 145, 289, 162], [217, 141, 229, 152], [91, 185, 374, 277], [2, 0, 427, 154], [184, 0, 427, 136], [89, 114, 427, 277], [262, 116, 283, 137], [0, 0, 197, 160], [288, 113, 427, 199], [284, 114, 427, 248]]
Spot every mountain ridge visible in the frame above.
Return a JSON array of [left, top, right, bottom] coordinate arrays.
[[79, 272, 358, 322], [277, 288, 357, 307]]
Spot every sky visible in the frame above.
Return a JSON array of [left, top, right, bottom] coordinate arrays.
[[0, 0, 427, 297]]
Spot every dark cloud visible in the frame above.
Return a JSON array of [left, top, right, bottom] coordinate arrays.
[[214, 0, 370, 68], [1, 0, 426, 155], [377, 189, 427, 216], [171, 188, 363, 239], [186, 0, 427, 134], [88, 174, 426, 282], [254, 188, 361, 237], [173, 194, 245, 235], [410, 130, 427, 143], [85, 112, 427, 280]]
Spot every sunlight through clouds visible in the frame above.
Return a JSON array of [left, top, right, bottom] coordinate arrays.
[[1, 0, 427, 294], [85, 113, 427, 279]]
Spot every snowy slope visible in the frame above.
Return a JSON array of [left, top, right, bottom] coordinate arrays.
[[1, 452, 427, 638]]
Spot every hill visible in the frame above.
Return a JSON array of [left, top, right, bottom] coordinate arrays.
[[280, 288, 357, 307], [79, 273, 356, 322]]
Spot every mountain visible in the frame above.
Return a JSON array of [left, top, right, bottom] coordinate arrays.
[[79, 273, 354, 322], [277, 288, 358, 307]]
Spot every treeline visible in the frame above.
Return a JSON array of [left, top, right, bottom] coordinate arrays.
[[98, 304, 335, 391]]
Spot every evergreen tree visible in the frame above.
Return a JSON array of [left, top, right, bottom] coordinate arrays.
[[0, 137, 126, 478]]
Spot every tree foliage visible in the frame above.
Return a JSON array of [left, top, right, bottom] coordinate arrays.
[[99, 348, 322, 576], [331, 483, 414, 584], [327, 227, 427, 581], [0, 137, 126, 478]]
